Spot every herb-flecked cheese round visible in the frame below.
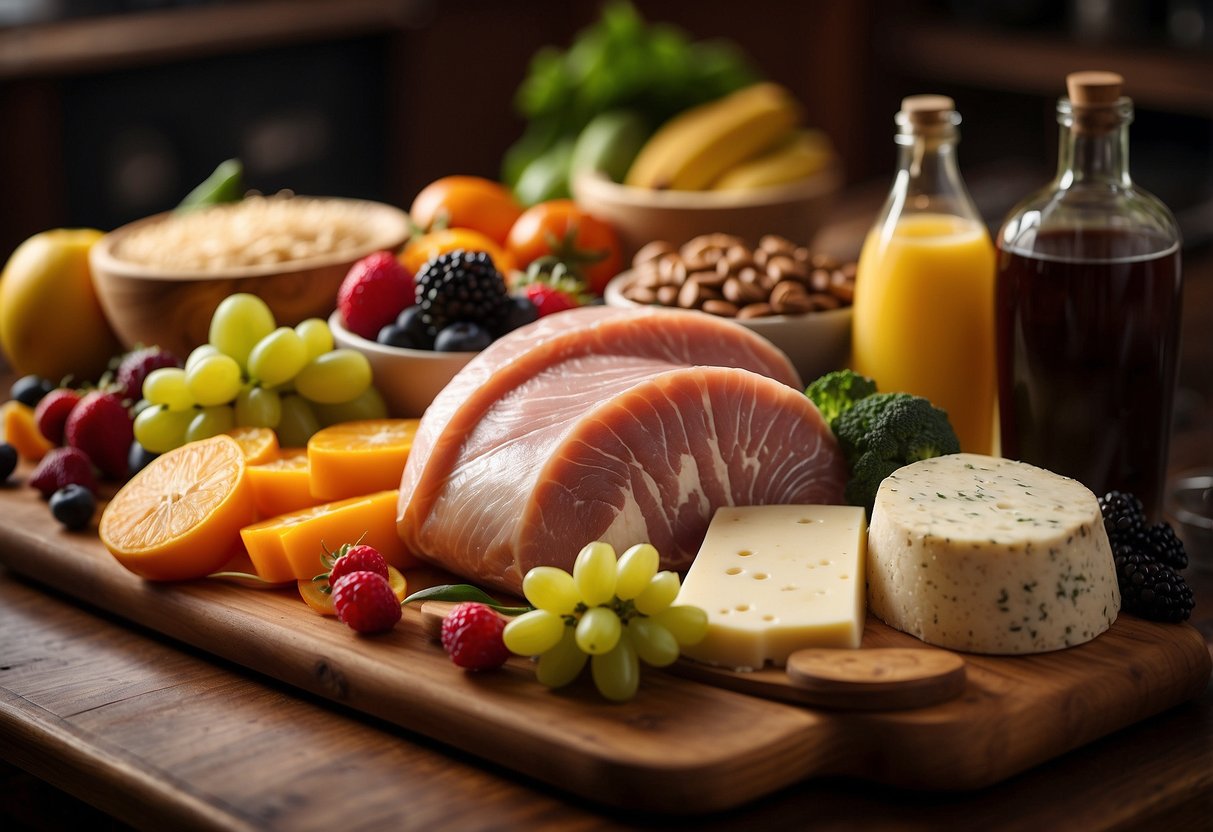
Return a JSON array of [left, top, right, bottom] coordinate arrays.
[[867, 453, 1120, 655]]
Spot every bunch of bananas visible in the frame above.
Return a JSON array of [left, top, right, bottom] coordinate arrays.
[[624, 83, 834, 192]]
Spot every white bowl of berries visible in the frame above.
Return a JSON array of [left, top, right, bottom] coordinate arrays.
[[331, 250, 541, 417]]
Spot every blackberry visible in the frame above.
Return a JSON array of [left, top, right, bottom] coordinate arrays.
[[1145, 522, 1188, 571], [1113, 545, 1194, 623], [1097, 490, 1146, 541], [414, 250, 510, 336]]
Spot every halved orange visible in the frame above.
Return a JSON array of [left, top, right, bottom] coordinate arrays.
[[246, 447, 321, 518], [239, 489, 416, 583], [225, 426, 279, 465], [100, 434, 254, 581], [2, 400, 53, 461], [298, 565, 407, 616], [307, 419, 420, 501]]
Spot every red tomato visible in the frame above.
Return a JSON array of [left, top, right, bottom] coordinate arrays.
[[409, 176, 523, 247], [399, 228, 516, 278], [506, 200, 622, 296]]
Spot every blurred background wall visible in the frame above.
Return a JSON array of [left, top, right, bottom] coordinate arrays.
[[0, 0, 1210, 258]]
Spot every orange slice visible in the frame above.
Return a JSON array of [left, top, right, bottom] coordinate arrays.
[[298, 565, 407, 615], [239, 489, 416, 583], [245, 447, 322, 518], [99, 434, 254, 581], [225, 426, 279, 465], [2, 400, 53, 461], [307, 419, 420, 501]]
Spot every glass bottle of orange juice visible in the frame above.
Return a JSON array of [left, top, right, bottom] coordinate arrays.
[[851, 95, 996, 454]]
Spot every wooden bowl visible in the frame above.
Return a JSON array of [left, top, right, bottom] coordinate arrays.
[[90, 198, 411, 357], [572, 169, 842, 263]]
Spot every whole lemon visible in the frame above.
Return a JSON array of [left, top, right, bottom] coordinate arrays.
[[0, 228, 121, 382]]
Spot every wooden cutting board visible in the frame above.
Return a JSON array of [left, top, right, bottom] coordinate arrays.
[[0, 481, 1207, 813]]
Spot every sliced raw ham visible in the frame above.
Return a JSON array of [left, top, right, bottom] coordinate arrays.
[[397, 307, 845, 593]]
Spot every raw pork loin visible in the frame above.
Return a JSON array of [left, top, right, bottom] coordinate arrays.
[[397, 307, 846, 593]]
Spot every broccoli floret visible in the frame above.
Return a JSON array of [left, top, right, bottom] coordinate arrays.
[[805, 370, 878, 427], [834, 392, 960, 513]]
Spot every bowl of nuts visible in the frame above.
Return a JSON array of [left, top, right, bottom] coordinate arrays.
[[604, 233, 855, 382]]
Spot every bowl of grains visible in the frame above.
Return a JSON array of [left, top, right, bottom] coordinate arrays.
[[90, 195, 411, 357], [604, 233, 855, 382]]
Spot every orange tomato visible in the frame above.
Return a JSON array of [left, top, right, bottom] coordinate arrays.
[[410, 176, 523, 246], [399, 228, 516, 278], [506, 200, 622, 295]]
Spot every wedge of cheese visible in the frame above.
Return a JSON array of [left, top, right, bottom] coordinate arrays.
[[675, 505, 866, 671], [867, 453, 1120, 655]]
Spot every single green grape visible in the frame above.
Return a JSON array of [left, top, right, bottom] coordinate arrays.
[[133, 405, 193, 454], [185, 343, 221, 372], [652, 605, 709, 647], [591, 630, 639, 702], [293, 349, 372, 404], [295, 317, 333, 361], [247, 326, 308, 388], [185, 405, 235, 443], [310, 386, 387, 426], [633, 571, 681, 616], [536, 626, 588, 688], [143, 367, 194, 411], [627, 617, 680, 667], [234, 385, 282, 428], [573, 541, 617, 606], [614, 543, 659, 600], [277, 394, 320, 447], [502, 609, 566, 656], [574, 606, 621, 655], [208, 293, 276, 369], [185, 353, 242, 407], [522, 566, 581, 615]]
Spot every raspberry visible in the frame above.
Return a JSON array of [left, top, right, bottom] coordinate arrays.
[[338, 251, 415, 340], [64, 390, 133, 480], [329, 544, 389, 584], [29, 446, 97, 498], [414, 250, 510, 335], [114, 346, 182, 403], [441, 602, 509, 670], [331, 570, 402, 633], [33, 388, 81, 445]]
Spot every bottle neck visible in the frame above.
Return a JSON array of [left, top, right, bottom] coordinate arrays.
[[1055, 121, 1132, 188], [883, 132, 982, 224]]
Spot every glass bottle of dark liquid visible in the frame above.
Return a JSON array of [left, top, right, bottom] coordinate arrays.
[[995, 72, 1182, 519]]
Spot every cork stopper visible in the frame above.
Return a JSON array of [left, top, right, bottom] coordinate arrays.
[[1064, 71, 1126, 134], [896, 95, 959, 139]]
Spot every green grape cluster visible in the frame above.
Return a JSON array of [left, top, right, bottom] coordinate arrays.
[[503, 541, 708, 702], [134, 293, 384, 453]]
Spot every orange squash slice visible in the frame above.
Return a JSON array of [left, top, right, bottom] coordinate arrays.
[[245, 447, 321, 519], [2, 400, 53, 461], [307, 419, 419, 501]]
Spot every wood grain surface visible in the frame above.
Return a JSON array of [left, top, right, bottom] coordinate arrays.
[[0, 477, 1207, 813]]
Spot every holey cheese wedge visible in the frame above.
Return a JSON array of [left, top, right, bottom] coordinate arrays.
[[675, 505, 867, 671], [868, 454, 1120, 655]]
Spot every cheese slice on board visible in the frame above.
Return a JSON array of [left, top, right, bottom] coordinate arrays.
[[675, 505, 867, 671], [867, 453, 1120, 655]]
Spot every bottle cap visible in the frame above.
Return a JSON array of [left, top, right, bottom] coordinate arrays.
[[896, 95, 960, 138], [1066, 71, 1123, 107]]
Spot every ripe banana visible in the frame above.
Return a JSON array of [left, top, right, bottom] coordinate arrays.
[[711, 129, 834, 191], [624, 83, 802, 191]]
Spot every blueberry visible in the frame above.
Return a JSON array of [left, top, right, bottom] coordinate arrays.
[[434, 322, 492, 352], [0, 442, 17, 482], [128, 441, 158, 477], [495, 295, 539, 336], [378, 323, 423, 350], [10, 374, 54, 407], [395, 305, 427, 335], [49, 484, 96, 531]]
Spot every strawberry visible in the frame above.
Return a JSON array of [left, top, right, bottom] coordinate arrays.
[[113, 346, 182, 403], [522, 283, 580, 318], [331, 570, 402, 633], [29, 446, 97, 498], [441, 602, 509, 670], [338, 251, 414, 340], [33, 388, 81, 445], [64, 391, 133, 480]]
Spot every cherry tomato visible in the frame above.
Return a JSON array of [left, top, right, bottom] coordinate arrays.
[[399, 228, 516, 278], [409, 176, 523, 247], [506, 200, 622, 296]]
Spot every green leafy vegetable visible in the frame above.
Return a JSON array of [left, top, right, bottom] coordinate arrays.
[[401, 584, 532, 615], [177, 159, 245, 213]]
